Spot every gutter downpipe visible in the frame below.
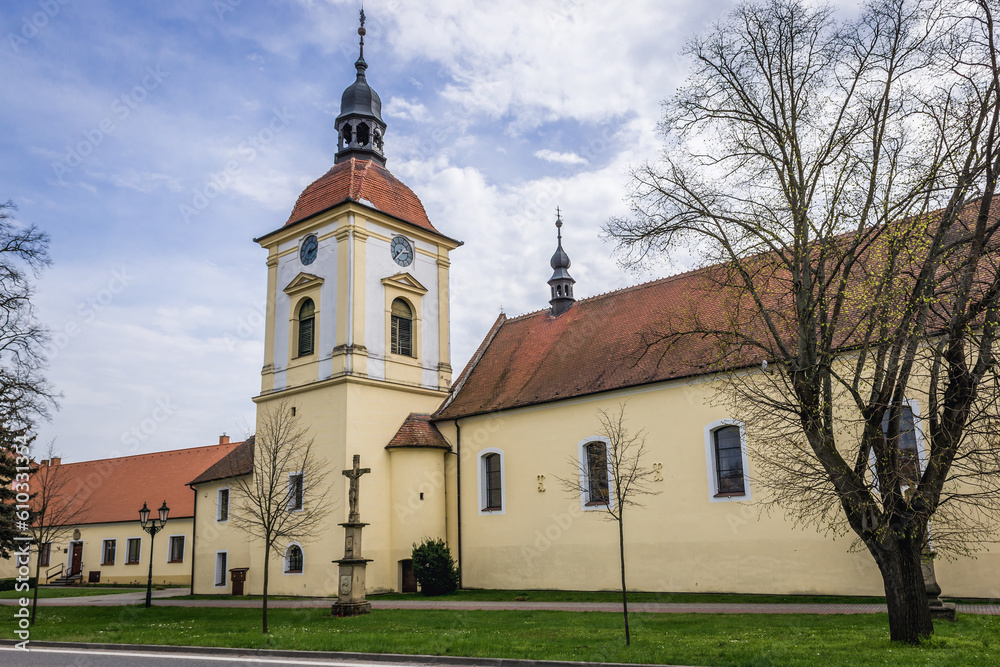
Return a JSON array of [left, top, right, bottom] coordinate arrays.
[[455, 419, 462, 589], [188, 483, 197, 595]]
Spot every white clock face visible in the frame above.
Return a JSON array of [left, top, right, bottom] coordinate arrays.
[[390, 236, 413, 267]]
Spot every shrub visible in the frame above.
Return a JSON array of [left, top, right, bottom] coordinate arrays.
[[0, 577, 37, 592], [411, 537, 459, 596]]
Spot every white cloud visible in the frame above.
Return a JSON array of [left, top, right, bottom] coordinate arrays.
[[534, 149, 589, 166], [386, 96, 430, 122]]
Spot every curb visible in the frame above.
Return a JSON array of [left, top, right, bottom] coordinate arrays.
[[0, 640, 685, 667]]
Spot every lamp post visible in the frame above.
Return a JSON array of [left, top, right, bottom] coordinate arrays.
[[138, 500, 169, 608]]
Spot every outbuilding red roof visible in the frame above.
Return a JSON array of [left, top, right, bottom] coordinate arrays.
[[386, 414, 451, 450], [36, 442, 240, 525], [434, 268, 731, 421], [285, 158, 437, 234]]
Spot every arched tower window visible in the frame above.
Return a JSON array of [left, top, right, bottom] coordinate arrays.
[[356, 122, 370, 146], [390, 298, 413, 356], [297, 299, 315, 357]]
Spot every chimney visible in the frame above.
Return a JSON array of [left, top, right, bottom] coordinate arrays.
[[219, 434, 230, 445], [50, 457, 61, 466], [40, 459, 48, 467]]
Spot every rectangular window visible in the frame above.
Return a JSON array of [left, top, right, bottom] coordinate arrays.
[[215, 552, 227, 587], [585, 441, 610, 505], [882, 405, 920, 486], [287, 473, 304, 511], [217, 488, 230, 522], [39, 543, 51, 567], [168, 536, 185, 563], [126, 538, 141, 564], [101, 539, 116, 566], [714, 425, 745, 495]]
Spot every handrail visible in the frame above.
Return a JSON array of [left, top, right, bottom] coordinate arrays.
[[45, 563, 64, 583]]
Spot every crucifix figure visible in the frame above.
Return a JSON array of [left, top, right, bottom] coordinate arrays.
[[343, 454, 371, 522]]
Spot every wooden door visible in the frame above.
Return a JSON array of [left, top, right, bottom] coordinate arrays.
[[231, 570, 245, 596], [401, 559, 417, 593], [70, 543, 83, 575]]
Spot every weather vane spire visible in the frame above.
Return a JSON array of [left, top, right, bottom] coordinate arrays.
[[555, 207, 563, 241], [358, 7, 367, 61]]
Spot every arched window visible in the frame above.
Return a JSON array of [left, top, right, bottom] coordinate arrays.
[[297, 299, 315, 357], [584, 441, 609, 506], [284, 544, 303, 573], [390, 298, 413, 356], [481, 452, 503, 512], [356, 122, 370, 146]]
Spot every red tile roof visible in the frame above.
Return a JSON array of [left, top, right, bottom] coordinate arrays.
[[188, 437, 254, 485], [434, 266, 739, 421], [386, 414, 451, 450], [36, 442, 240, 525], [285, 158, 438, 234]]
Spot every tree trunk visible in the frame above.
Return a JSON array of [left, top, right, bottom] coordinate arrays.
[[262, 552, 269, 634], [869, 536, 934, 643], [617, 514, 630, 647], [30, 550, 40, 625]]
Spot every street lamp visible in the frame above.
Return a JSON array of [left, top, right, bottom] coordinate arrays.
[[138, 500, 169, 608]]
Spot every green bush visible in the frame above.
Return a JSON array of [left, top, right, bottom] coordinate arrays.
[[411, 538, 459, 596], [0, 577, 37, 592]]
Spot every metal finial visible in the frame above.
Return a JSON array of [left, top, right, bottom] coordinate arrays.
[[555, 207, 563, 240], [358, 8, 366, 59]]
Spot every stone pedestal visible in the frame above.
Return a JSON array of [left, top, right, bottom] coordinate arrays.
[[331, 521, 372, 616], [922, 547, 957, 622]]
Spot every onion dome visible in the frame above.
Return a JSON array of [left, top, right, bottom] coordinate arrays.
[[548, 209, 576, 316], [335, 9, 387, 166]]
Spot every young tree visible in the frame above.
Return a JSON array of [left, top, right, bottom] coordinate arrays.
[[229, 401, 332, 634], [557, 404, 658, 647], [606, 0, 1000, 643], [27, 441, 89, 624]]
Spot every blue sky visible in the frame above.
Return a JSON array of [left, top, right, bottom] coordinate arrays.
[[0, 0, 789, 463]]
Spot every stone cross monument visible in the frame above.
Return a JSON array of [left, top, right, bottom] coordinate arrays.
[[331, 454, 373, 616]]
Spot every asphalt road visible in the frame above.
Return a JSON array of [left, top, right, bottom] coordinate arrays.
[[0, 646, 450, 667]]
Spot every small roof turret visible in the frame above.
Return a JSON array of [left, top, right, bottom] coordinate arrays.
[[335, 9, 388, 166], [547, 208, 576, 316]]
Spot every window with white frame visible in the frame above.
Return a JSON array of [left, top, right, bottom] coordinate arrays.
[[101, 539, 116, 565], [168, 535, 185, 563], [287, 472, 304, 511], [478, 449, 505, 514], [126, 538, 141, 564], [217, 487, 230, 522], [215, 551, 228, 587], [577, 438, 612, 509], [880, 401, 924, 488], [704, 420, 751, 501], [284, 544, 303, 573], [39, 542, 51, 567]]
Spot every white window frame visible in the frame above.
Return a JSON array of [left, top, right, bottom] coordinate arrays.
[[167, 534, 185, 564], [283, 542, 305, 575], [125, 537, 142, 565], [871, 398, 927, 494], [214, 551, 228, 588], [217, 486, 231, 522], [477, 448, 506, 515], [101, 538, 117, 566], [38, 542, 52, 568], [286, 471, 304, 511], [577, 436, 614, 511], [704, 419, 751, 502]]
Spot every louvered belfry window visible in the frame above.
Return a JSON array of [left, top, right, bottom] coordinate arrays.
[[390, 298, 413, 356], [297, 298, 315, 357]]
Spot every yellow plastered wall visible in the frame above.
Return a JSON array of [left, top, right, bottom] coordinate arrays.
[[0, 519, 194, 586], [436, 374, 1000, 598]]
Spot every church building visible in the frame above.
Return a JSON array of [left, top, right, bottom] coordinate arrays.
[[182, 16, 996, 600]]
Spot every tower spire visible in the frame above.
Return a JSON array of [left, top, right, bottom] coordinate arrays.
[[548, 208, 576, 316], [335, 6, 386, 166]]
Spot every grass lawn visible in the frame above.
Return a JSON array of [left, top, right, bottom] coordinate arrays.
[[24, 606, 999, 666], [164, 589, 892, 604], [0, 587, 144, 600]]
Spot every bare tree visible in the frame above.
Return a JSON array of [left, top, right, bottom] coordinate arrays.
[[28, 441, 89, 624], [557, 404, 659, 647], [606, 0, 1000, 644], [229, 401, 332, 634], [0, 200, 57, 426]]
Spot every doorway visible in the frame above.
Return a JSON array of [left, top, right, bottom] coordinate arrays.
[[400, 559, 417, 593], [69, 542, 83, 576]]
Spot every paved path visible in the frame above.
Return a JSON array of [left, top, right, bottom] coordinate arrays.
[[2, 590, 998, 614]]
